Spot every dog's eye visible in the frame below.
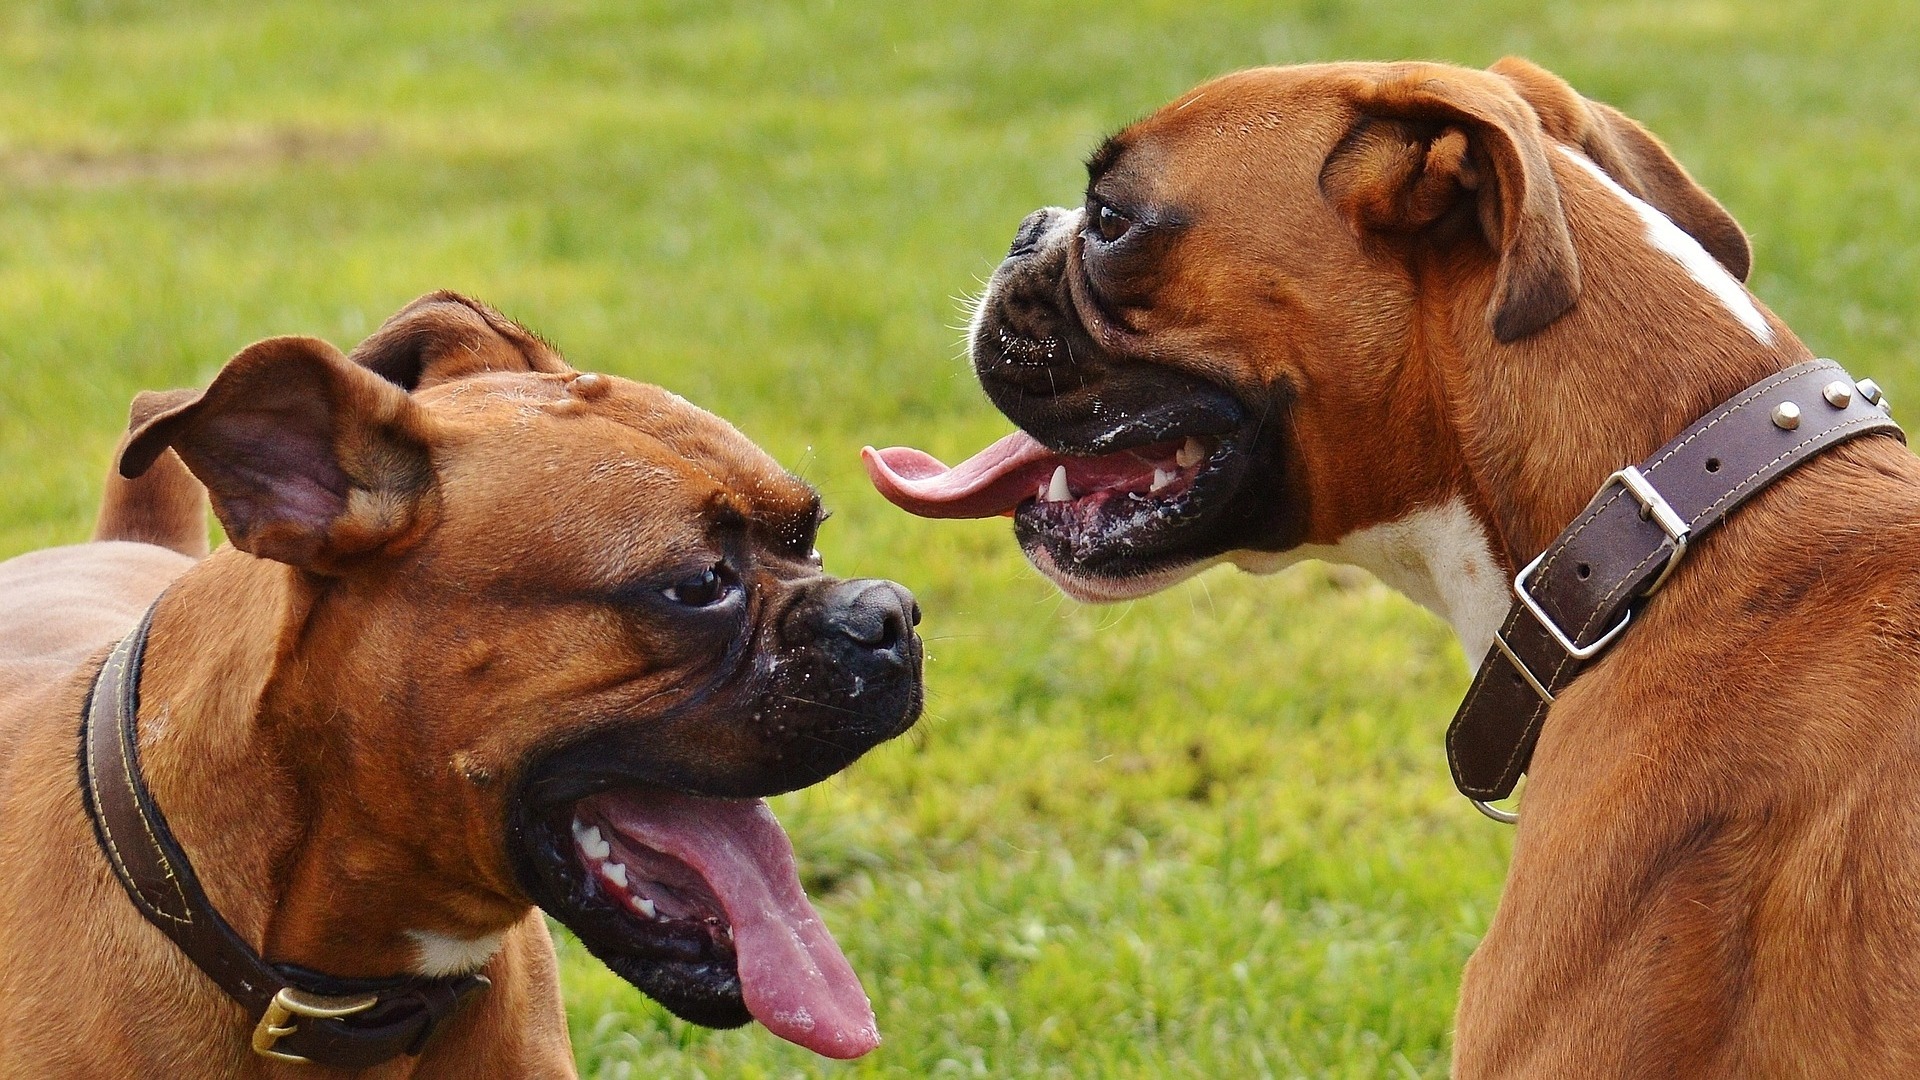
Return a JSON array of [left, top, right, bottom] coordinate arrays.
[[662, 563, 737, 607], [1093, 203, 1133, 243]]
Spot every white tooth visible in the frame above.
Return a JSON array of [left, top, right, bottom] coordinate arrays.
[[581, 827, 610, 860], [571, 818, 588, 840], [602, 862, 628, 888], [1047, 465, 1072, 503], [636, 896, 657, 919], [1150, 467, 1174, 492], [1176, 437, 1205, 469]]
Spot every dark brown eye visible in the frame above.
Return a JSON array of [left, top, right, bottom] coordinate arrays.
[[1093, 203, 1133, 243], [662, 563, 737, 607]]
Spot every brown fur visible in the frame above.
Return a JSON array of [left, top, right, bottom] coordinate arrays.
[[1038, 58, 1920, 1076], [0, 293, 837, 1076], [91, 391, 210, 558]]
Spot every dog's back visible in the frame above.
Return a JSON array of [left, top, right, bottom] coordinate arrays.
[[0, 405, 206, 771]]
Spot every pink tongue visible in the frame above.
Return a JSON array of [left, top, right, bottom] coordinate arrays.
[[590, 793, 879, 1059], [861, 431, 1064, 519]]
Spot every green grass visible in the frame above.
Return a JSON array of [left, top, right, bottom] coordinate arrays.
[[3, 2, 1917, 1075]]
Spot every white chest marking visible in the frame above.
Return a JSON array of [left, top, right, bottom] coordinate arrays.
[[1557, 146, 1773, 346], [1231, 499, 1508, 668], [407, 928, 505, 978]]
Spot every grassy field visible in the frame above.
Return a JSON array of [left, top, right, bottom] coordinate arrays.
[[3, 2, 1918, 1076]]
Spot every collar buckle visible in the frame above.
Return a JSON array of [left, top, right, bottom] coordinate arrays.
[[1448, 361, 1906, 820], [251, 987, 380, 1063], [1511, 465, 1689, 662], [1609, 465, 1692, 595]]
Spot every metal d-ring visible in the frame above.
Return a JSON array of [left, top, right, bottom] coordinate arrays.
[[1471, 798, 1520, 825]]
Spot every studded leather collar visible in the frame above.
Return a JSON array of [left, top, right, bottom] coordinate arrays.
[[1447, 360, 1904, 820]]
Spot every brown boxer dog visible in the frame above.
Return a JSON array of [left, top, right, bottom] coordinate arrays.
[[867, 59, 1920, 1076], [0, 292, 922, 1076]]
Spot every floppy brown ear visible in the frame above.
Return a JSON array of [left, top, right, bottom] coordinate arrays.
[[120, 336, 436, 570], [349, 290, 571, 390], [1320, 64, 1580, 343], [1491, 56, 1750, 281]]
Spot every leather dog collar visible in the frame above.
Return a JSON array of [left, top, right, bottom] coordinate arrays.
[[1448, 360, 1905, 821], [78, 598, 490, 1067]]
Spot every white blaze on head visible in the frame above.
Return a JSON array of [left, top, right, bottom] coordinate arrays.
[[1556, 145, 1773, 346]]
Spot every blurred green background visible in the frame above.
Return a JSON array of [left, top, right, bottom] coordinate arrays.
[[2, 2, 1916, 1076]]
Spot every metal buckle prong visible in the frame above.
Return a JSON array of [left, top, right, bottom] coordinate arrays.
[[1610, 465, 1691, 594], [1513, 466, 1691, 659], [251, 987, 379, 1063], [1613, 466, 1688, 544]]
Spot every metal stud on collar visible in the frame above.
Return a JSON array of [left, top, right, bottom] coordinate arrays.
[[1823, 380, 1854, 408], [1449, 360, 1907, 826], [1771, 401, 1802, 430]]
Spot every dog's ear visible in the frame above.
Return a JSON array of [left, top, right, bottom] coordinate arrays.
[[349, 290, 571, 391], [1321, 65, 1580, 343], [119, 336, 436, 570], [1491, 57, 1750, 282]]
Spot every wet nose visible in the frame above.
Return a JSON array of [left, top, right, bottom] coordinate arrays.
[[821, 579, 920, 663], [1007, 208, 1057, 258]]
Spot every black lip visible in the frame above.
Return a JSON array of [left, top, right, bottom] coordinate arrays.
[[502, 626, 923, 1031], [1006, 395, 1302, 580], [1013, 430, 1256, 575], [975, 319, 1248, 457], [977, 333, 1271, 577], [1010, 380, 1246, 458], [974, 222, 1305, 579], [978, 327, 1268, 576], [517, 665, 922, 811], [508, 797, 752, 1028]]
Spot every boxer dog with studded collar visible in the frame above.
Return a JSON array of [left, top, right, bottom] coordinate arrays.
[[0, 292, 922, 1075], [867, 58, 1920, 1076]]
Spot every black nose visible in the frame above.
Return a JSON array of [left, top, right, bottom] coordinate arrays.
[[819, 579, 919, 663], [1007, 209, 1054, 258]]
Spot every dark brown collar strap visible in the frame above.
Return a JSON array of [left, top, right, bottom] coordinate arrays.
[[78, 599, 489, 1068], [1448, 360, 1904, 820]]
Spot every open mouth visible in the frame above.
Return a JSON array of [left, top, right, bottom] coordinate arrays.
[[514, 787, 878, 1059], [862, 423, 1248, 579]]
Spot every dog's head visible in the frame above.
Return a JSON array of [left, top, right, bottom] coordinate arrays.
[[867, 59, 1768, 606], [122, 292, 922, 1058]]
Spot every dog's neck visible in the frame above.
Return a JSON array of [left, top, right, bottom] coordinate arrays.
[[130, 550, 520, 981], [1340, 149, 1816, 661], [1479, 151, 1816, 552]]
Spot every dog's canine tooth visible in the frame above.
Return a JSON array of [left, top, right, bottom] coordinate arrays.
[[1047, 465, 1072, 502], [1176, 437, 1205, 469], [1151, 467, 1175, 493], [636, 896, 657, 919], [602, 862, 628, 888]]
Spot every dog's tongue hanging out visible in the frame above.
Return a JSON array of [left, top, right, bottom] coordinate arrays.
[[583, 792, 879, 1058], [860, 432, 1065, 518]]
